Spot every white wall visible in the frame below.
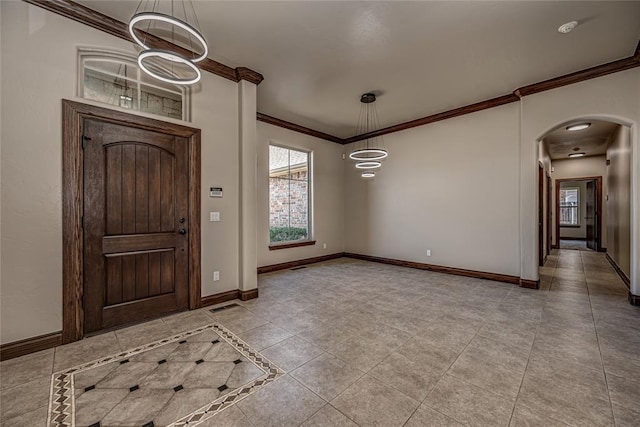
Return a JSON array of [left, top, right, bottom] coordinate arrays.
[[344, 103, 521, 277], [257, 122, 345, 266], [520, 68, 640, 297], [551, 156, 608, 245], [0, 2, 248, 343], [607, 126, 632, 277], [558, 181, 587, 239]]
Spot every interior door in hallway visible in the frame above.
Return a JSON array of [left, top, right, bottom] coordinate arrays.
[[83, 118, 190, 333], [586, 180, 597, 250]]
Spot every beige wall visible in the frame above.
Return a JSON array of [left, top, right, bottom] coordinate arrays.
[[0, 2, 248, 343], [257, 122, 345, 266], [520, 68, 640, 295], [344, 103, 521, 277], [551, 156, 608, 246], [607, 126, 631, 277], [558, 181, 588, 239]]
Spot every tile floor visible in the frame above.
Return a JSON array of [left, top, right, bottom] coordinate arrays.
[[1, 250, 639, 426], [559, 239, 592, 251]]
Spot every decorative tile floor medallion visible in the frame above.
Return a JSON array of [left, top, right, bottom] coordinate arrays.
[[47, 323, 285, 427]]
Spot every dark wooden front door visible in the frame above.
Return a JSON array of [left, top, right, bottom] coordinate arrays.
[[83, 118, 190, 333], [586, 180, 597, 250]]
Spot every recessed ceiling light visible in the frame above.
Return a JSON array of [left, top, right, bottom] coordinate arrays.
[[566, 123, 591, 131], [568, 152, 586, 158], [558, 21, 578, 34]]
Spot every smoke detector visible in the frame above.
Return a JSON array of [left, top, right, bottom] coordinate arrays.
[[558, 21, 578, 34]]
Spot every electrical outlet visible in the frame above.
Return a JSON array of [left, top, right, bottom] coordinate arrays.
[[213, 271, 220, 281], [426, 250, 431, 257]]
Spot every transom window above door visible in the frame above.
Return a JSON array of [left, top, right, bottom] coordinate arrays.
[[269, 144, 313, 248], [78, 49, 189, 121]]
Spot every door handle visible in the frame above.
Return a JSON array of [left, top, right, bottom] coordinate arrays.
[[178, 228, 187, 235]]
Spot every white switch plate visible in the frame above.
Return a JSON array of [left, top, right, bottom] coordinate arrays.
[[426, 250, 431, 256], [323, 243, 327, 249], [210, 212, 220, 222], [213, 271, 219, 281]]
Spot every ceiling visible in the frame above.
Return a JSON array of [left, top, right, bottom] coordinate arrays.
[[543, 120, 620, 160], [77, 1, 640, 138]]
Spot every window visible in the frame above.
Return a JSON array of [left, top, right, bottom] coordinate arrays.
[[269, 144, 312, 246], [78, 49, 189, 121], [560, 187, 580, 225]]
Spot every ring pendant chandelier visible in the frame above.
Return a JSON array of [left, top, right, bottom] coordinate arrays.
[[128, 0, 208, 85], [350, 93, 389, 178]]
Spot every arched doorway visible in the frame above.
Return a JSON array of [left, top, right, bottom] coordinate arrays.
[[534, 117, 635, 303]]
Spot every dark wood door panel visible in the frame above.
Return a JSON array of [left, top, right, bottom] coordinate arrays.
[[102, 293, 180, 329], [104, 250, 175, 306], [83, 117, 189, 334], [105, 144, 176, 235], [103, 233, 177, 254], [99, 120, 176, 148]]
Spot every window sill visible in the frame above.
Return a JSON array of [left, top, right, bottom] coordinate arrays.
[[560, 224, 581, 228], [269, 240, 316, 251]]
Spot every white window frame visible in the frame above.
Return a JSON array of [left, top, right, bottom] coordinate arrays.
[[77, 48, 190, 121], [268, 143, 313, 247]]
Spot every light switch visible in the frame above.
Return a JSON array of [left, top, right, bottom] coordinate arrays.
[[210, 212, 220, 222]]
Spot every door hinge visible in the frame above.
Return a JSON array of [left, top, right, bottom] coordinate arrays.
[[82, 135, 92, 149], [81, 215, 85, 229]]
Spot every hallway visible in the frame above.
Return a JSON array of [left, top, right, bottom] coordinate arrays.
[[1, 251, 639, 426]]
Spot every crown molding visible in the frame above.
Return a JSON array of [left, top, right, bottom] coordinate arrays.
[[23, 0, 262, 84], [344, 94, 519, 144], [236, 67, 264, 85], [257, 113, 344, 144], [515, 56, 639, 97]]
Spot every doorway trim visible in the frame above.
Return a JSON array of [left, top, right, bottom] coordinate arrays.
[[554, 176, 603, 252], [538, 164, 544, 266], [62, 100, 201, 344]]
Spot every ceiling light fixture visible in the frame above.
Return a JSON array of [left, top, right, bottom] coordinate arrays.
[[355, 161, 382, 169], [558, 21, 578, 34], [361, 171, 376, 178], [350, 93, 388, 178], [566, 123, 591, 131], [129, 0, 208, 85], [568, 152, 586, 158], [138, 49, 202, 85]]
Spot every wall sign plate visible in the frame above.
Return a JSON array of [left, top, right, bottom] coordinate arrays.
[[210, 187, 223, 198]]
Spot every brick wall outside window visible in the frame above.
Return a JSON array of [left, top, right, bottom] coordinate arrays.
[[269, 170, 308, 229]]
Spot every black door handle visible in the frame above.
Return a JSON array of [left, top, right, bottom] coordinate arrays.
[[178, 228, 187, 235]]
